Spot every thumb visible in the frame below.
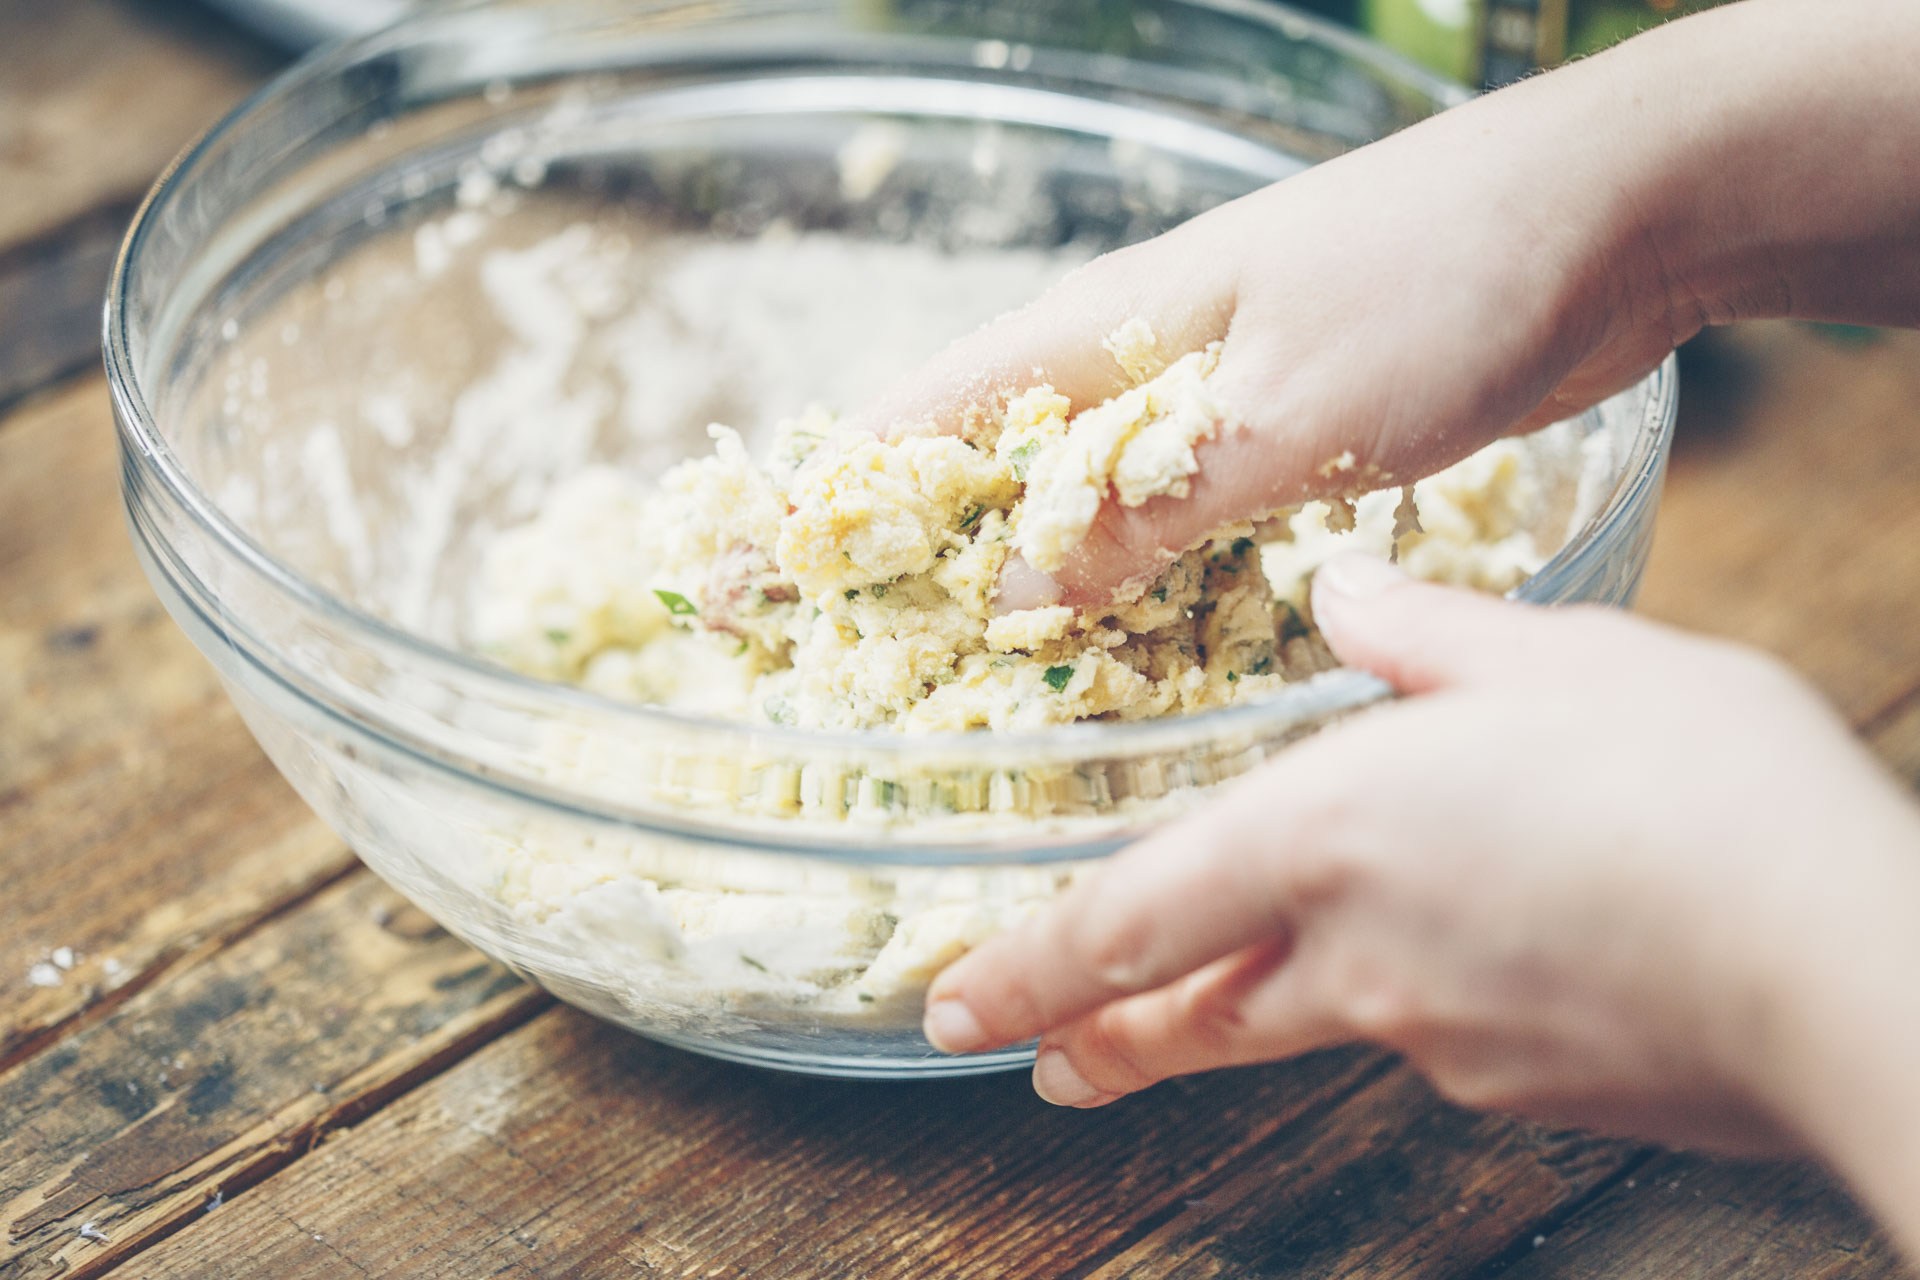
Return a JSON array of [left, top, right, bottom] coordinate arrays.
[[1309, 553, 1585, 694]]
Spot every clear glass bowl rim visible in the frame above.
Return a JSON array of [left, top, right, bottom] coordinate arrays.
[[105, 0, 1680, 781]]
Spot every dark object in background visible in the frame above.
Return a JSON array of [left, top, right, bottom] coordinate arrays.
[[1286, 0, 1360, 22], [0, 204, 131, 407], [196, 0, 1725, 77], [1362, 0, 1732, 88], [197, 0, 403, 47]]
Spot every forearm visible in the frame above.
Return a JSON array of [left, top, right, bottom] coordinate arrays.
[[1240, 0, 1920, 440], [1549, 0, 1920, 337]]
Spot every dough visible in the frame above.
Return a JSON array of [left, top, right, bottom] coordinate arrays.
[[466, 322, 1554, 1029]]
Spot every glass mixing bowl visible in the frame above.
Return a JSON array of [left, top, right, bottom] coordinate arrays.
[[109, 0, 1676, 1076]]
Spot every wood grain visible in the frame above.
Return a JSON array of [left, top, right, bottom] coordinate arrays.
[[0, 2, 278, 407], [0, 0, 275, 253], [0, 379, 354, 1070], [1496, 1153, 1909, 1280], [0, 202, 131, 407], [122, 1023, 1366, 1279], [1638, 324, 1920, 728], [0, 874, 542, 1280], [1076, 1071, 1636, 1280]]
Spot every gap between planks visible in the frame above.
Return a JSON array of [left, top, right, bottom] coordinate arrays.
[[1048, 1052, 1407, 1280], [22, 991, 553, 1280], [0, 858, 362, 1079], [0, 870, 556, 1280], [0, 198, 141, 413], [1456, 1149, 1662, 1280]]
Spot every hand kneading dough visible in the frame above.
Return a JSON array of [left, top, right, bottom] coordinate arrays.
[[466, 321, 1555, 1028]]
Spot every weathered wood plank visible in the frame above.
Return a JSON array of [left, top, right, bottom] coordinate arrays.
[[115, 1012, 1643, 1280], [0, 0, 276, 253], [1495, 1153, 1908, 1280], [0, 202, 131, 408], [1076, 1079, 1636, 1280], [118, 1019, 1377, 1280], [1637, 324, 1920, 727], [0, 379, 353, 1069], [0, 873, 543, 1280], [0, 2, 277, 407]]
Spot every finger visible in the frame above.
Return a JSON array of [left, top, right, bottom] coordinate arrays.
[[1029, 937, 1346, 1107], [921, 795, 1298, 1055], [1042, 414, 1362, 608], [991, 550, 1063, 612], [1308, 552, 1621, 694], [845, 232, 1237, 439]]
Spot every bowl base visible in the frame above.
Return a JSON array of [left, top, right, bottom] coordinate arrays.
[[633, 1028, 1037, 1079]]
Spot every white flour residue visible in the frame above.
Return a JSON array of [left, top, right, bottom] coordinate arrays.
[[301, 423, 374, 588], [390, 223, 615, 631], [606, 230, 1085, 453]]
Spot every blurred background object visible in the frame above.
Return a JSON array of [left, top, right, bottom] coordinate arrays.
[[1351, 0, 1734, 86], [199, 0, 1734, 86], [197, 0, 407, 47]]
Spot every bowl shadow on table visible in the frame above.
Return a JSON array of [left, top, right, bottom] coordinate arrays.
[[510, 1010, 1608, 1276]]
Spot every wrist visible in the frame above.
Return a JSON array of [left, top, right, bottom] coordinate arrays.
[[1553, 0, 1920, 335]]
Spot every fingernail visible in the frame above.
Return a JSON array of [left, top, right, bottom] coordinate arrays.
[[992, 552, 1064, 614], [1032, 1048, 1113, 1108], [1314, 552, 1406, 600], [923, 999, 990, 1054]]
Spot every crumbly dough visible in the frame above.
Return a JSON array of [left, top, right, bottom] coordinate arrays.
[[469, 323, 1554, 1030], [1017, 321, 1235, 574], [481, 323, 1310, 736]]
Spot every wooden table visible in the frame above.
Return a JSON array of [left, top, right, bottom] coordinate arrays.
[[4, 4, 1918, 1277]]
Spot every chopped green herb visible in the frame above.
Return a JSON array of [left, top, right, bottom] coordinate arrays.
[[857, 992, 876, 1004], [1227, 670, 1239, 683], [845, 588, 860, 600], [653, 589, 697, 616], [543, 628, 571, 645], [1231, 536, 1255, 556], [1008, 441, 1041, 481], [763, 696, 796, 725], [1251, 656, 1273, 675], [1277, 602, 1310, 642], [958, 504, 986, 534], [734, 639, 751, 657], [1043, 664, 1075, 692], [871, 584, 888, 598], [875, 779, 900, 808], [1151, 586, 1168, 603], [739, 953, 769, 974], [842, 550, 854, 562]]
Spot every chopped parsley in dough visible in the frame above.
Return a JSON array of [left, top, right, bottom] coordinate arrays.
[[476, 322, 1551, 735], [478, 324, 1325, 733], [466, 320, 1560, 1031]]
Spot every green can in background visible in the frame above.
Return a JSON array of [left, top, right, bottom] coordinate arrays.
[[1351, 0, 1732, 87]]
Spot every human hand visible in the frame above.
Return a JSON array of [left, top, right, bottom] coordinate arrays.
[[853, 91, 1669, 609], [922, 555, 1920, 1166], [851, 0, 1920, 610]]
